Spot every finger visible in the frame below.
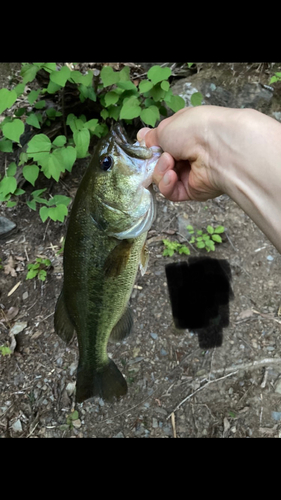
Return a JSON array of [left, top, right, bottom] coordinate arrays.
[[158, 170, 190, 202], [152, 152, 175, 185], [136, 127, 151, 142], [137, 127, 160, 148]]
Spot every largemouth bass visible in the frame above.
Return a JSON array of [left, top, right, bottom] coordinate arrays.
[[54, 124, 162, 403]]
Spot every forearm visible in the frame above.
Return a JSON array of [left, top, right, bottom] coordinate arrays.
[[211, 109, 281, 253]]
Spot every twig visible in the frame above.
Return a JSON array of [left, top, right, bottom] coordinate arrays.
[[166, 356, 281, 420], [167, 371, 238, 419], [171, 412, 177, 438], [252, 308, 281, 326]]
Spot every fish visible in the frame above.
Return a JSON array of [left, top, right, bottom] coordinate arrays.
[[54, 124, 162, 403]]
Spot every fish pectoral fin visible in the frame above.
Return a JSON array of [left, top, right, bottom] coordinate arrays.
[[76, 359, 128, 403], [140, 242, 149, 276], [104, 239, 133, 278], [54, 290, 75, 343], [110, 306, 134, 342]]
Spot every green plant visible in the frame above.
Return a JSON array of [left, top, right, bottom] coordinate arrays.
[[0, 345, 12, 356], [26, 257, 51, 281], [188, 224, 225, 252], [162, 239, 190, 257], [162, 224, 225, 256], [0, 63, 186, 223], [269, 71, 281, 84]]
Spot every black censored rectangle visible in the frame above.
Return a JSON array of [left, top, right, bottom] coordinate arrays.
[[165, 257, 233, 348]]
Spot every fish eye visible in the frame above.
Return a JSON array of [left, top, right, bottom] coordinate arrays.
[[100, 155, 113, 171]]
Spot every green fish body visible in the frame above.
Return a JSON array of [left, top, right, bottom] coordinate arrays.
[[54, 125, 161, 403]]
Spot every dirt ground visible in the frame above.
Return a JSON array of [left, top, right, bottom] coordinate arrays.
[[1, 63, 281, 438]]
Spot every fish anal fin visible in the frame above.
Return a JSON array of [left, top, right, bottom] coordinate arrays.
[[140, 242, 149, 276], [104, 240, 133, 278], [75, 359, 127, 403], [54, 290, 75, 343], [110, 306, 134, 342]]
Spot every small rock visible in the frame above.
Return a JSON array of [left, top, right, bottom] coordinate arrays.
[[267, 255, 274, 261], [160, 348, 167, 356], [22, 291, 29, 301], [10, 321, 28, 336], [69, 361, 78, 376], [12, 419, 23, 433], [66, 382, 76, 396], [152, 418, 158, 428], [0, 216, 16, 239], [274, 380, 281, 395], [113, 432, 124, 438], [272, 411, 281, 421], [72, 419, 82, 429], [150, 332, 158, 340]]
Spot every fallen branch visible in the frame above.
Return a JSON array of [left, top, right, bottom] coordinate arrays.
[[167, 356, 281, 420]]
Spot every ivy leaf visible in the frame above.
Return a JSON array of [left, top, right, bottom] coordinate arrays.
[[165, 94, 185, 112], [57, 146, 77, 172], [27, 134, 52, 164], [40, 151, 62, 182], [0, 176, 17, 197], [23, 165, 40, 186], [140, 105, 160, 127], [147, 65, 171, 84], [73, 128, 90, 158], [100, 66, 120, 87], [139, 80, 154, 93], [27, 89, 41, 105], [53, 135, 66, 147], [120, 96, 141, 120], [104, 91, 120, 107], [50, 66, 71, 87], [190, 92, 203, 107], [26, 113, 41, 129], [0, 138, 13, 152], [20, 64, 38, 84], [0, 89, 17, 114], [2, 119, 24, 143]]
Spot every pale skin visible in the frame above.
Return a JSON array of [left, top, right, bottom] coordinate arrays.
[[137, 106, 281, 253]]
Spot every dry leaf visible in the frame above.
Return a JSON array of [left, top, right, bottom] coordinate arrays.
[[4, 255, 17, 277], [235, 309, 255, 322]]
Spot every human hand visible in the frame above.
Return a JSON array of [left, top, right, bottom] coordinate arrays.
[[137, 106, 229, 202]]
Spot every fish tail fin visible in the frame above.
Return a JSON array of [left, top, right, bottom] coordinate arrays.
[[75, 359, 128, 403], [54, 290, 75, 343]]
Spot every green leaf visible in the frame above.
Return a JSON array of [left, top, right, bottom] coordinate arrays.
[[23, 164, 39, 186], [214, 225, 225, 234], [21, 64, 38, 84], [166, 94, 185, 112], [2, 119, 24, 143], [73, 128, 90, 158], [48, 204, 68, 222], [149, 83, 166, 102], [41, 150, 62, 181], [100, 66, 120, 87], [14, 83, 25, 97], [34, 100, 46, 110], [0, 176, 17, 196], [7, 162, 17, 176], [0, 89, 17, 114], [120, 96, 141, 120], [46, 81, 62, 94], [50, 66, 71, 87], [28, 89, 41, 105], [38, 269, 47, 281], [147, 65, 171, 84], [26, 268, 39, 279], [57, 146, 77, 172], [178, 246, 190, 255], [39, 206, 49, 223], [196, 241, 205, 249], [139, 80, 154, 93], [104, 91, 120, 107], [119, 66, 130, 81], [84, 119, 99, 132], [69, 70, 84, 84], [0, 138, 13, 152], [26, 113, 41, 129], [161, 80, 170, 91], [27, 134, 52, 164], [205, 239, 215, 251], [49, 195, 71, 207], [190, 92, 203, 107], [140, 105, 160, 127], [212, 234, 222, 243], [207, 225, 214, 234], [53, 135, 66, 147], [117, 81, 138, 92]]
